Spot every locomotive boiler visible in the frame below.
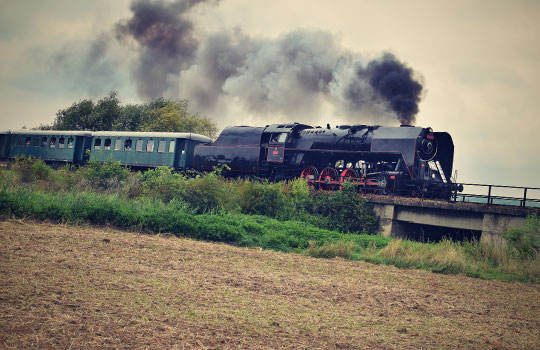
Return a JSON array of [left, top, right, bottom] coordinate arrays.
[[193, 122, 460, 199]]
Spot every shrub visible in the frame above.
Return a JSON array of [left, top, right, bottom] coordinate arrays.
[[181, 172, 238, 214], [81, 158, 129, 189], [504, 215, 540, 259], [12, 156, 51, 183], [306, 182, 378, 234], [138, 166, 185, 202]]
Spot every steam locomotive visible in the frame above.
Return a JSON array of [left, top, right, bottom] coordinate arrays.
[[1, 122, 460, 199], [193, 123, 461, 199]]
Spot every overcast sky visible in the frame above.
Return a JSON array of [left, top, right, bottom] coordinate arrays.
[[1, 0, 539, 189]]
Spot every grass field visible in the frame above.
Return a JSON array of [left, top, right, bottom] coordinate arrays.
[[1, 220, 539, 349]]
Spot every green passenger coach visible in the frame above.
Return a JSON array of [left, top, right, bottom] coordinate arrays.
[[2, 130, 92, 164], [89, 132, 212, 169]]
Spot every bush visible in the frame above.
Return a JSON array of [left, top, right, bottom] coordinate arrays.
[[138, 166, 185, 202], [82, 158, 129, 189], [306, 182, 378, 234], [237, 180, 295, 219], [180, 172, 238, 214], [12, 156, 52, 183], [504, 215, 540, 259]]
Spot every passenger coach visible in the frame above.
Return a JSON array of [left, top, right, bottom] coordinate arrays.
[[89, 131, 211, 169], [0, 130, 92, 164]]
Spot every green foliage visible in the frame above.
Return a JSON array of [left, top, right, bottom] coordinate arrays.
[[52, 91, 120, 131], [112, 104, 147, 131], [504, 215, 540, 259], [138, 166, 185, 203], [290, 178, 310, 202], [0, 188, 362, 247], [46, 93, 218, 139], [141, 100, 217, 138], [82, 158, 129, 189], [180, 172, 238, 214], [52, 98, 94, 130], [237, 180, 294, 219], [306, 183, 379, 234], [11, 156, 52, 183]]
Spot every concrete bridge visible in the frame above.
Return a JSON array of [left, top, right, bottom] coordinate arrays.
[[366, 196, 539, 243]]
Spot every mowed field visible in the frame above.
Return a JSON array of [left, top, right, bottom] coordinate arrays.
[[0, 220, 539, 350]]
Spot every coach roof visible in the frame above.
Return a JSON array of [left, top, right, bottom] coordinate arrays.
[[6, 130, 93, 136], [90, 131, 211, 143]]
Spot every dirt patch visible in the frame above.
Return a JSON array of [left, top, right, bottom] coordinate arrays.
[[0, 220, 539, 349]]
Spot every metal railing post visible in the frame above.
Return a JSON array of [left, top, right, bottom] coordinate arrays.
[[523, 188, 527, 207], [487, 185, 492, 205]]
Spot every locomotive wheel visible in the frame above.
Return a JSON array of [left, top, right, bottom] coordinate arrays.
[[339, 168, 358, 190], [300, 166, 319, 186], [319, 167, 339, 190]]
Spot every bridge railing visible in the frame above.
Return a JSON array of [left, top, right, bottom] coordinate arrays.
[[454, 183, 540, 208]]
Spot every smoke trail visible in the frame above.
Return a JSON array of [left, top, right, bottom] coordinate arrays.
[[114, 0, 214, 98], [92, 0, 424, 125]]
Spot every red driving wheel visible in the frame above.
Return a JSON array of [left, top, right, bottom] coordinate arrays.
[[319, 167, 339, 190], [300, 166, 319, 186], [340, 168, 358, 190]]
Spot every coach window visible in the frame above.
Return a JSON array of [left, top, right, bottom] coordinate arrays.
[[124, 139, 132, 151], [104, 139, 111, 150], [94, 139, 101, 150], [41, 137, 48, 147], [67, 138, 74, 149], [18, 136, 24, 146], [135, 139, 143, 152], [50, 137, 56, 148], [25, 137, 31, 147], [11, 136, 16, 147], [168, 140, 175, 153], [147, 139, 154, 152], [33, 137, 39, 147], [114, 139, 122, 151], [59, 138, 65, 149], [158, 140, 166, 153]]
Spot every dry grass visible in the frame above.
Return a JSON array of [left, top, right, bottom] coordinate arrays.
[[1, 220, 540, 349], [378, 239, 469, 272]]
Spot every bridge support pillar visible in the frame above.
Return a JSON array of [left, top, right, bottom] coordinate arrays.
[[480, 213, 524, 245], [371, 203, 407, 238]]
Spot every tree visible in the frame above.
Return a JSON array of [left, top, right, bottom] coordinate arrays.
[[142, 100, 218, 138], [53, 99, 94, 130], [88, 91, 120, 131], [112, 104, 147, 131], [46, 92, 218, 138], [112, 98, 168, 131]]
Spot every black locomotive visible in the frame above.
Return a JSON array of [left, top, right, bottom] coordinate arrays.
[[193, 122, 460, 199]]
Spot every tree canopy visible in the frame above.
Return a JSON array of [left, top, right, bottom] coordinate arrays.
[[142, 100, 217, 138], [45, 92, 218, 139]]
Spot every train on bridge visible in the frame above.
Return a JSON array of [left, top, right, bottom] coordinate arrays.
[[0, 122, 461, 199]]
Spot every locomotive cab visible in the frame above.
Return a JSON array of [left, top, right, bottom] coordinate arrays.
[[260, 123, 312, 177]]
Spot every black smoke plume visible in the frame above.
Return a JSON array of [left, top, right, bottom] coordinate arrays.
[[81, 0, 424, 125], [366, 54, 422, 125], [114, 0, 212, 98]]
